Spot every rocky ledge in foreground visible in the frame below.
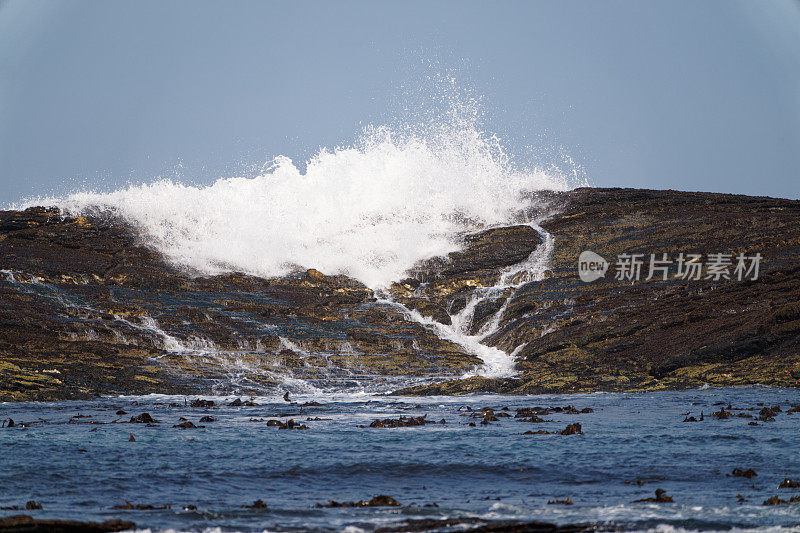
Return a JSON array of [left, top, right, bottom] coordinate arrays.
[[0, 188, 798, 400]]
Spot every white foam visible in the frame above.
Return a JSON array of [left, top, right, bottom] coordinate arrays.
[[25, 97, 573, 290]]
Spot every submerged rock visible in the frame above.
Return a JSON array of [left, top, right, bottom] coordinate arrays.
[[732, 468, 757, 479], [318, 495, 400, 508], [634, 489, 674, 503], [242, 499, 268, 509], [112, 501, 171, 510]]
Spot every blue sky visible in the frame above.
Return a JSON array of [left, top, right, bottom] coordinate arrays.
[[1, 0, 799, 205]]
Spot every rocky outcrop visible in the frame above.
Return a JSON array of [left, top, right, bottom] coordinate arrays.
[[388, 225, 541, 323], [0, 208, 482, 400], [1, 188, 799, 400], [399, 188, 800, 395]]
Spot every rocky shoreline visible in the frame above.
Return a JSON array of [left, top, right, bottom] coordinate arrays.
[[1, 188, 798, 400]]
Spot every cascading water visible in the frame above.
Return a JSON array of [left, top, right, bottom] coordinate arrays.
[[23, 89, 580, 391], [384, 222, 555, 379]]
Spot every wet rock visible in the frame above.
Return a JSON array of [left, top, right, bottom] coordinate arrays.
[[779, 478, 800, 489], [559, 423, 583, 435], [4, 189, 800, 400], [468, 298, 506, 335], [712, 409, 733, 419], [369, 415, 431, 428], [190, 399, 215, 408], [634, 489, 674, 503], [523, 430, 550, 435], [129, 413, 157, 424], [24, 501, 42, 510], [401, 298, 452, 326], [173, 421, 198, 429], [732, 468, 757, 479], [520, 416, 549, 423], [242, 499, 268, 509], [515, 407, 549, 417], [228, 398, 244, 406], [0, 515, 135, 532], [112, 501, 171, 510], [115, 410, 127, 415], [318, 495, 401, 508], [758, 406, 779, 421], [278, 419, 308, 429], [547, 498, 573, 505], [199, 416, 216, 423], [763, 495, 800, 505]]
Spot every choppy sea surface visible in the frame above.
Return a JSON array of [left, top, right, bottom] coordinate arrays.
[[2, 386, 800, 532]]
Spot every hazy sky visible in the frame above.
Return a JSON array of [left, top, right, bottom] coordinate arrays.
[[1, 0, 799, 206]]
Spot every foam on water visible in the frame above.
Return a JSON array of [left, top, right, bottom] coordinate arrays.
[[24, 94, 573, 290]]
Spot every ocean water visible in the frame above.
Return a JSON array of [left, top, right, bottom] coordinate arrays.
[[2, 387, 800, 532]]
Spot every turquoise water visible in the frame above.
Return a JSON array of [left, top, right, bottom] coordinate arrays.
[[2, 387, 800, 532]]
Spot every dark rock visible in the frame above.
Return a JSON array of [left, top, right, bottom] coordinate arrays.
[[318, 495, 401, 508], [0, 515, 135, 532], [199, 416, 216, 423], [732, 468, 757, 479], [764, 495, 800, 505], [3, 189, 800, 400], [559, 423, 583, 435], [547, 498, 573, 505], [370, 415, 430, 428], [112, 501, 171, 510], [278, 419, 308, 430], [242, 499, 268, 509], [173, 421, 197, 429], [779, 478, 800, 489], [190, 399, 215, 408], [634, 489, 674, 503], [24, 501, 42, 510], [468, 298, 506, 335], [129, 413, 156, 424]]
